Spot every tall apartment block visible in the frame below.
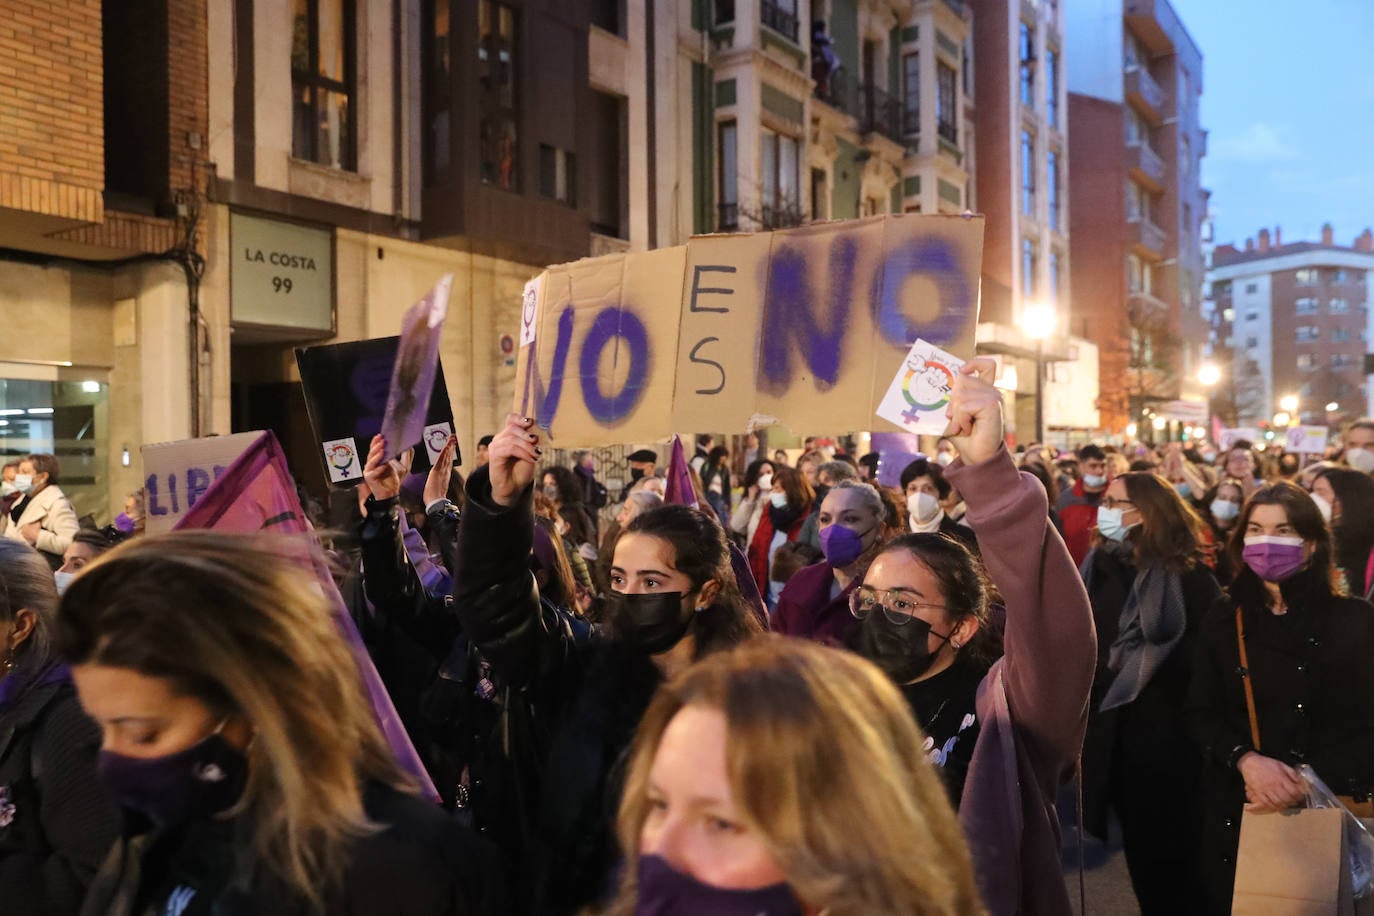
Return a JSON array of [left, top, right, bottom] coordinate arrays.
[[1208, 225, 1374, 429], [1065, 0, 1207, 436]]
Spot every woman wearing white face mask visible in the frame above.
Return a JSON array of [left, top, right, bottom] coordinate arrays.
[[1340, 418, 1374, 474], [1188, 482, 1374, 913], [729, 459, 774, 551], [1079, 472, 1222, 913], [898, 458, 977, 554], [746, 467, 814, 609], [1310, 467, 1374, 598], [1201, 479, 1245, 587], [0, 454, 79, 571]]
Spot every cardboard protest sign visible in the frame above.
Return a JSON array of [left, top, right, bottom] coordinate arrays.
[[876, 338, 965, 436], [380, 274, 451, 462], [514, 213, 983, 447], [141, 431, 264, 535], [1285, 425, 1329, 455], [296, 336, 458, 489], [1220, 428, 1262, 452]]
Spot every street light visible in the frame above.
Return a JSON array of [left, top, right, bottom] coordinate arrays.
[[1197, 363, 1221, 387], [1273, 411, 1292, 427], [1019, 302, 1057, 444], [1326, 401, 1340, 412], [1279, 394, 1299, 413]]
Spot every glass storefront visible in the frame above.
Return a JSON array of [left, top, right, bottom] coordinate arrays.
[[0, 367, 110, 524]]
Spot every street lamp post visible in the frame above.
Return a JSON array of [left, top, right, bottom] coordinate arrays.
[[1198, 362, 1221, 443], [1020, 303, 1056, 444]]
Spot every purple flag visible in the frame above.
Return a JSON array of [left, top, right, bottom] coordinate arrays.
[[870, 431, 926, 488], [176, 431, 441, 803], [664, 435, 697, 508], [380, 275, 452, 460]]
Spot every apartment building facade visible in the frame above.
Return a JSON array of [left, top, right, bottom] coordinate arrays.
[[1065, 0, 1206, 436], [1208, 225, 1374, 429]]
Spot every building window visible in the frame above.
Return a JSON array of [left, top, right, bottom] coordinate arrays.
[[1019, 22, 1034, 107], [760, 0, 798, 43], [1125, 180, 1147, 222], [718, 120, 738, 229], [291, 0, 356, 171], [1244, 282, 1258, 293], [903, 53, 920, 136], [1331, 269, 1348, 284], [538, 145, 576, 205], [937, 63, 957, 143], [1022, 238, 1036, 297], [1246, 337, 1259, 349], [810, 168, 827, 221], [1124, 31, 1143, 70], [1296, 268, 1319, 285], [1049, 250, 1061, 303], [1045, 48, 1059, 127], [1127, 254, 1143, 294], [1125, 107, 1145, 146], [862, 196, 883, 217], [1244, 311, 1259, 322], [1296, 298, 1319, 314], [1333, 353, 1355, 368], [1297, 326, 1319, 342], [1334, 327, 1351, 343], [1047, 150, 1060, 231], [760, 129, 800, 227], [1331, 298, 1349, 313], [478, 0, 518, 190], [1180, 135, 1191, 183], [962, 37, 973, 98], [1298, 353, 1316, 369], [1021, 131, 1035, 216], [423, 0, 451, 184], [1182, 268, 1195, 308]]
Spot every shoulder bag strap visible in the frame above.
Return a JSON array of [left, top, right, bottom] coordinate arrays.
[[1235, 606, 1262, 751]]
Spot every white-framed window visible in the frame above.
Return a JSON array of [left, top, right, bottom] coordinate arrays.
[[1245, 282, 1258, 293], [760, 128, 800, 227], [1333, 327, 1351, 343], [1021, 131, 1035, 215], [1296, 298, 1319, 314], [1330, 298, 1349, 313], [1298, 353, 1316, 369], [1296, 326, 1320, 342], [1022, 238, 1036, 297], [1296, 268, 1319, 285]]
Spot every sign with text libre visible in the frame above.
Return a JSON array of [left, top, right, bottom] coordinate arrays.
[[513, 214, 984, 447], [230, 212, 333, 334]]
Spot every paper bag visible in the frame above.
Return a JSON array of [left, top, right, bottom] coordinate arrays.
[[1233, 808, 1354, 915]]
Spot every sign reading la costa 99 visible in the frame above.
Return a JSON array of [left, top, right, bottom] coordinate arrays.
[[513, 213, 985, 448], [230, 211, 334, 336]]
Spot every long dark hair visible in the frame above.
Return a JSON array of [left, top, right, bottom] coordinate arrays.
[[1118, 472, 1204, 571], [742, 458, 774, 490], [1313, 468, 1374, 592], [773, 466, 814, 514], [1228, 481, 1335, 589], [624, 505, 763, 658], [872, 533, 1001, 665], [543, 465, 583, 506]]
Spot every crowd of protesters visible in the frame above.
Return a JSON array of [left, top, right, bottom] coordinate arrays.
[[2, 397, 1373, 915]]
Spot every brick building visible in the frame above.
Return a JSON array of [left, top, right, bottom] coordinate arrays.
[[1065, 0, 1208, 436], [1208, 224, 1374, 428]]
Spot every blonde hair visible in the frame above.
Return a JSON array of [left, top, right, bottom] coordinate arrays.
[[55, 531, 411, 907], [609, 637, 985, 915]]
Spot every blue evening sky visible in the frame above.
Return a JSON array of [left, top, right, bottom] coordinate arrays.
[[1170, 0, 1374, 250]]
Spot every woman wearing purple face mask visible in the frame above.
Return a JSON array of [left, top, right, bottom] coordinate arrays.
[[1188, 481, 1374, 914], [772, 481, 893, 646], [605, 639, 984, 916]]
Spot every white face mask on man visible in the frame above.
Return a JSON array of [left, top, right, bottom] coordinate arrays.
[[1346, 448, 1374, 475]]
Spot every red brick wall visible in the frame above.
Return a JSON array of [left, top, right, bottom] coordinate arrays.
[[0, 0, 105, 221]]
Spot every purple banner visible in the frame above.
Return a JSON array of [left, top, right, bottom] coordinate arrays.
[[380, 275, 452, 460], [870, 431, 925, 489], [664, 435, 698, 508]]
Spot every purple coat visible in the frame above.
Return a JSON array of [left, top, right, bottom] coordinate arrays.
[[947, 448, 1097, 916], [772, 560, 858, 646]]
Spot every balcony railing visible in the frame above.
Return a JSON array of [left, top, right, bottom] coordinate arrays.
[[902, 103, 920, 138], [1127, 141, 1166, 190], [717, 202, 739, 231], [1129, 217, 1167, 256], [859, 84, 902, 144], [814, 68, 857, 116], [940, 0, 967, 16], [1125, 65, 1166, 120], [938, 119, 958, 145], [760, 0, 798, 43]]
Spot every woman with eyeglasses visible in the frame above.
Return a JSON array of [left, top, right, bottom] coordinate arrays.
[[846, 357, 1097, 915], [1078, 472, 1221, 914]]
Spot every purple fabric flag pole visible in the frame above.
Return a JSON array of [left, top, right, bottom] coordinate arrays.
[[661, 435, 768, 629], [176, 431, 441, 803], [380, 274, 452, 459]]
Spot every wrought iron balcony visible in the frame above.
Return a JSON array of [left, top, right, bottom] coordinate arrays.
[[717, 202, 739, 231], [859, 84, 902, 144], [760, 0, 798, 43]]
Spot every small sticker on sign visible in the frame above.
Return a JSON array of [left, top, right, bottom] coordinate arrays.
[[322, 437, 363, 484], [423, 422, 455, 463], [875, 339, 965, 436], [519, 276, 542, 348]]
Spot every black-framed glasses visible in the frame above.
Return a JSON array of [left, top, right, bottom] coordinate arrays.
[[1101, 496, 1135, 511], [849, 586, 952, 630]]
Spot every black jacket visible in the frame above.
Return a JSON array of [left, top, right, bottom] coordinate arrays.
[[1187, 566, 1374, 913], [0, 677, 121, 915], [448, 469, 663, 915], [79, 782, 493, 916]]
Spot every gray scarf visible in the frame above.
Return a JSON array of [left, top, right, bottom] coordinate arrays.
[[1100, 562, 1187, 711]]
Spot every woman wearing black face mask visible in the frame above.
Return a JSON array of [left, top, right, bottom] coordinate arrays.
[[848, 358, 1097, 916], [447, 414, 763, 915], [57, 532, 493, 915]]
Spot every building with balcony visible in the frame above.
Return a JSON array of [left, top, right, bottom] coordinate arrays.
[[1065, 0, 1208, 436], [1209, 225, 1374, 429]]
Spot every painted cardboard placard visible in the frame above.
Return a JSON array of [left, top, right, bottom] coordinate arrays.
[[876, 338, 965, 436], [296, 336, 458, 489], [512, 213, 984, 447], [379, 274, 451, 461], [141, 431, 264, 535], [1284, 425, 1329, 454], [1219, 428, 1262, 452]]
